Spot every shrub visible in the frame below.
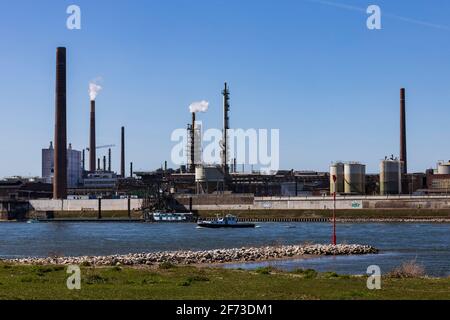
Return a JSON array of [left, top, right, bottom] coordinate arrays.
[[32, 266, 62, 277], [388, 260, 426, 278], [85, 274, 109, 285], [178, 279, 192, 287], [178, 274, 210, 287], [322, 272, 340, 279], [187, 275, 210, 282], [111, 266, 122, 272], [159, 262, 175, 270], [292, 269, 318, 279], [255, 266, 276, 275]]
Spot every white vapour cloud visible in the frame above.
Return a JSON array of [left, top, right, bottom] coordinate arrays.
[[189, 100, 209, 113], [89, 81, 103, 101]]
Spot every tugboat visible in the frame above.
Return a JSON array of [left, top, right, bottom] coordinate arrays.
[[197, 214, 255, 229]]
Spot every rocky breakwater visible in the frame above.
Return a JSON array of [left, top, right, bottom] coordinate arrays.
[[3, 244, 378, 266]]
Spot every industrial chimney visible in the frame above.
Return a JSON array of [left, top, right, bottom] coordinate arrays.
[[89, 100, 96, 172], [53, 47, 68, 199], [400, 88, 407, 174], [82, 149, 85, 172], [121, 126, 125, 178], [108, 148, 112, 172], [222, 82, 230, 176], [190, 112, 196, 173]]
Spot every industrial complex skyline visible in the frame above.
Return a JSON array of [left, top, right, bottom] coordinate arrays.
[[1, 0, 450, 178]]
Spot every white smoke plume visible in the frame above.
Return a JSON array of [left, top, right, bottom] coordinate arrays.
[[89, 80, 103, 101], [189, 100, 209, 113]]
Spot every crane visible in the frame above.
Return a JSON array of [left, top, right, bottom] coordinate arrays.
[[86, 144, 116, 152]]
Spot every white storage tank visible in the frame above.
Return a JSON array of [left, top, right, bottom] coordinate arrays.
[[437, 162, 450, 175], [195, 166, 206, 182], [344, 162, 366, 194], [330, 162, 344, 194], [380, 160, 402, 195]]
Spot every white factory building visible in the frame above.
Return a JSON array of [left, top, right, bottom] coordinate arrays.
[[42, 142, 82, 188]]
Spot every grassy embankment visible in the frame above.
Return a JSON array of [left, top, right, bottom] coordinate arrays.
[[0, 263, 449, 300]]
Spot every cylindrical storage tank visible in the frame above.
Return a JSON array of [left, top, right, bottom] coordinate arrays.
[[344, 163, 366, 194], [195, 166, 206, 182], [380, 160, 402, 195], [330, 162, 344, 194], [437, 162, 450, 175]]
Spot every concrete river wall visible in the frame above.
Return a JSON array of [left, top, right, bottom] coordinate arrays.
[[22, 195, 450, 215]]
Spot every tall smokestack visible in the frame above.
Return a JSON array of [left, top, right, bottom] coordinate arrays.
[[130, 162, 133, 178], [190, 112, 196, 173], [400, 88, 407, 174], [103, 156, 107, 172], [108, 148, 111, 172], [121, 126, 125, 178], [98, 158, 101, 171], [82, 149, 85, 172], [53, 47, 67, 199], [89, 100, 96, 172], [222, 82, 230, 176]]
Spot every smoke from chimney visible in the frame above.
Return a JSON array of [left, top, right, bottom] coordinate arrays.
[[189, 101, 209, 113], [89, 80, 102, 101]]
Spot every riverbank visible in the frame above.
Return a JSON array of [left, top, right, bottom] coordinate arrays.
[[2, 244, 378, 266], [197, 209, 450, 220], [0, 264, 449, 300], [2, 208, 450, 223]]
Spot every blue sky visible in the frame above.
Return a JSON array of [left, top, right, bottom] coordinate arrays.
[[1, 0, 450, 177]]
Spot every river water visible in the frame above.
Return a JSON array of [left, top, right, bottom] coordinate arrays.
[[0, 222, 448, 276]]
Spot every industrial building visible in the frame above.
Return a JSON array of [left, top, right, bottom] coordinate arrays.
[[1, 47, 449, 210], [425, 162, 450, 194], [42, 142, 82, 188]]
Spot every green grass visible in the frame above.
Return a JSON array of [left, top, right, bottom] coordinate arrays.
[[0, 263, 449, 300]]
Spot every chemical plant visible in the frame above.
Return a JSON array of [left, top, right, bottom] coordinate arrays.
[[2, 47, 450, 217]]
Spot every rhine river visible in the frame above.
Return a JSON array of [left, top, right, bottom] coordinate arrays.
[[0, 222, 448, 277]]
